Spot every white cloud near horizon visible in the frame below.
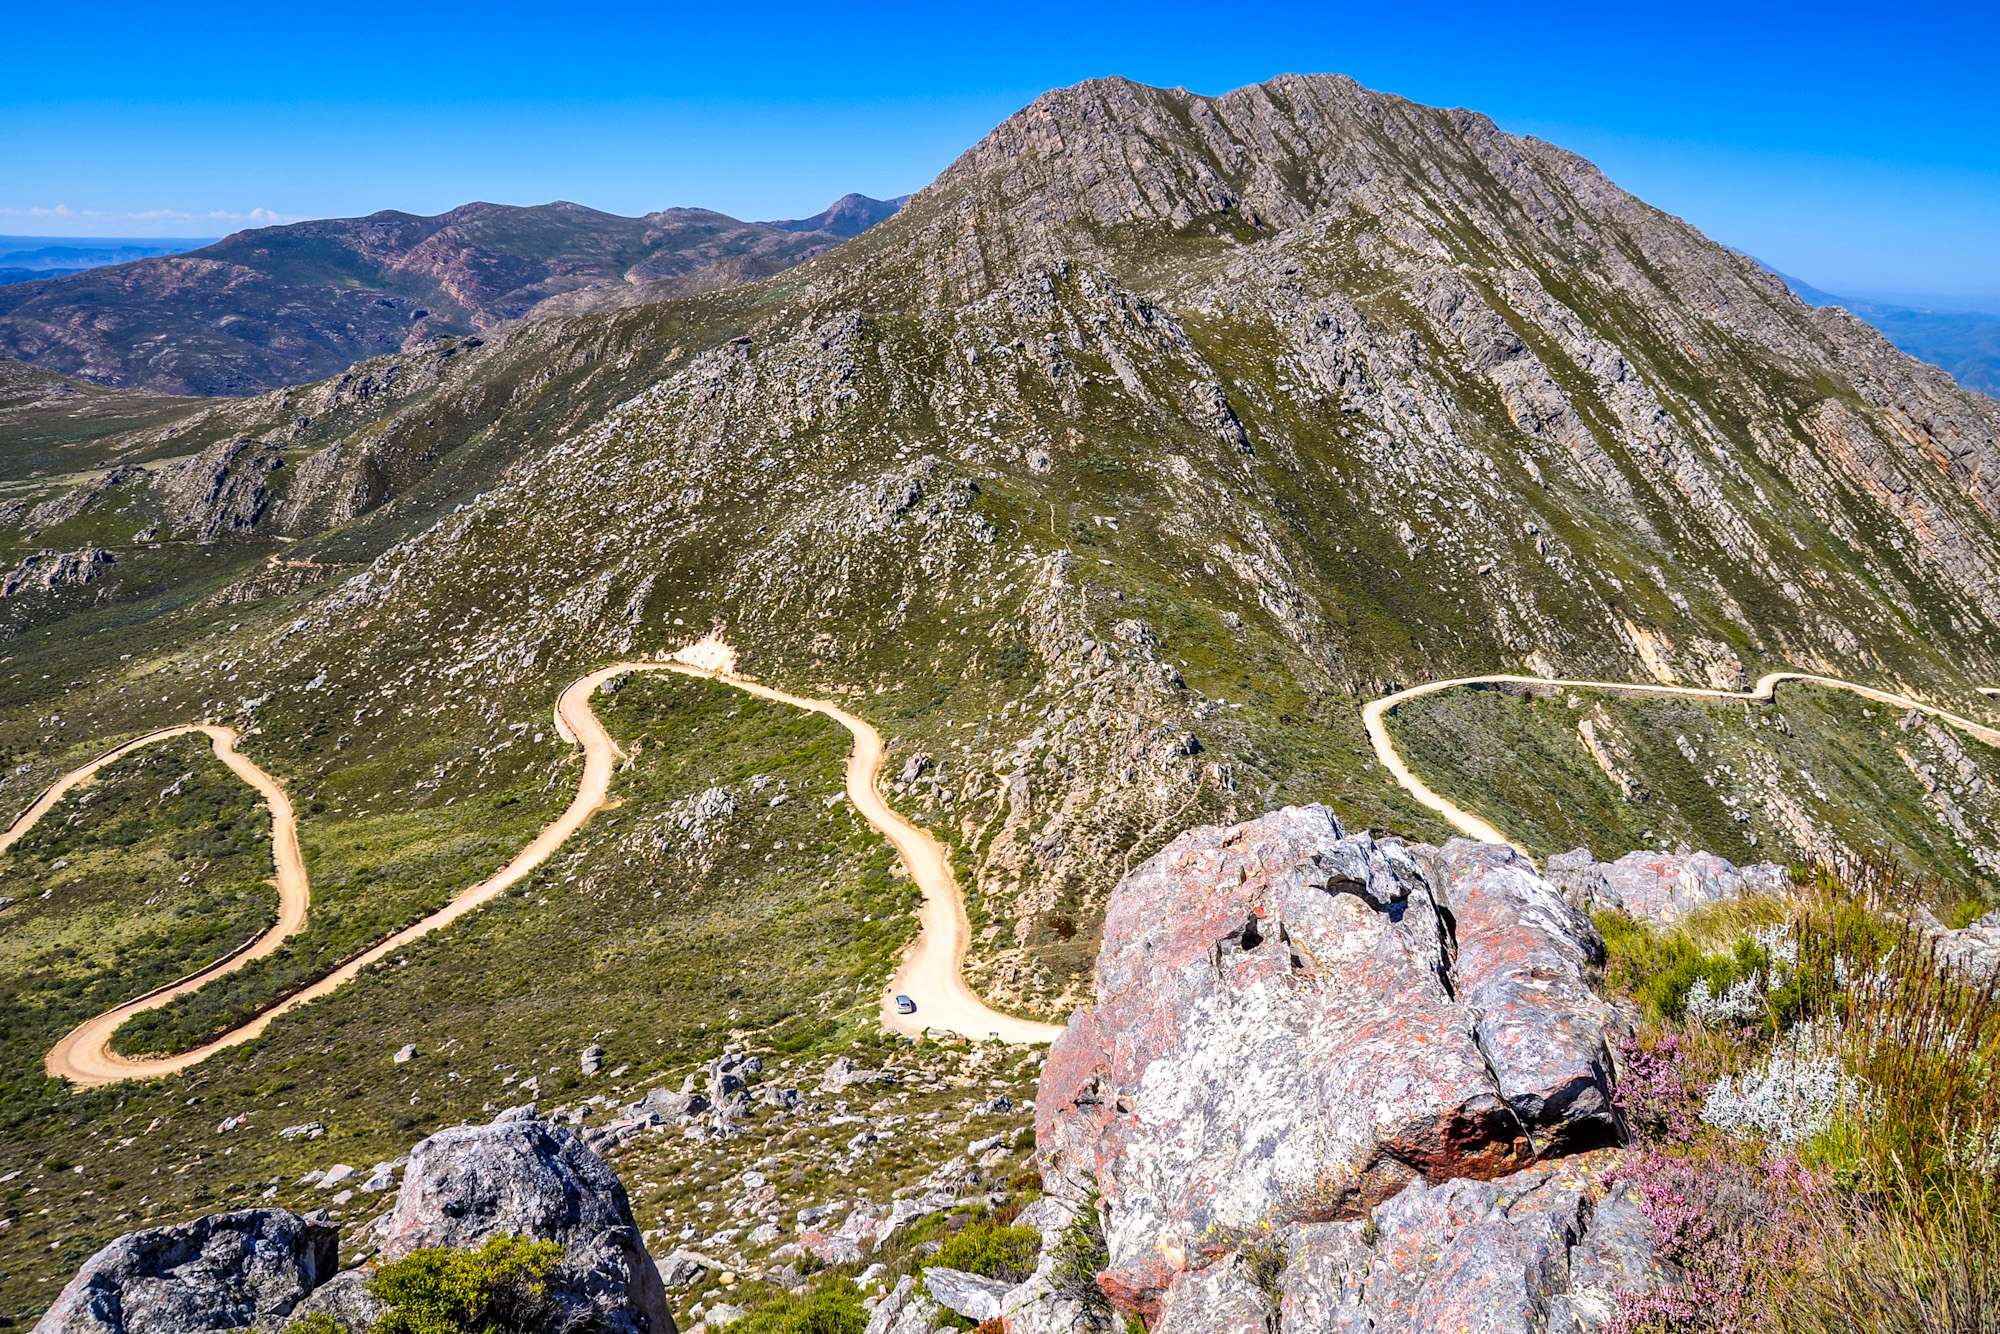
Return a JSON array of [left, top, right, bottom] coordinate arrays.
[[0, 204, 306, 237]]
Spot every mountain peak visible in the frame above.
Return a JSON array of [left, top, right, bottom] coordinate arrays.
[[764, 192, 910, 237]]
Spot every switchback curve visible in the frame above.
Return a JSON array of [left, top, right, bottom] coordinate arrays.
[[1363, 670, 2000, 855], [41, 661, 1057, 1087]]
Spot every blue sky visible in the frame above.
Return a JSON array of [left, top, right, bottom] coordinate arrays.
[[3, 0, 1996, 302]]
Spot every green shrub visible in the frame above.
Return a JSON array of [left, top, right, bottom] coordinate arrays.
[[284, 1314, 350, 1334], [367, 1236, 564, 1334], [1050, 1195, 1111, 1321], [930, 1218, 1041, 1283], [1597, 911, 1780, 1025], [731, 1278, 868, 1334]]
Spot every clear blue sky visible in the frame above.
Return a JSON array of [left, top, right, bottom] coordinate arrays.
[[4, 0, 1995, 302]]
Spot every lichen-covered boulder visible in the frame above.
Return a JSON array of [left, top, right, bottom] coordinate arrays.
[[1036, 807, 1625, 1321], [1150, 1252, 1277, 1334], [32, 1209, 337, 1334], [1279, 1160, 1672, 1333], [385, 1121, 673, 1334]]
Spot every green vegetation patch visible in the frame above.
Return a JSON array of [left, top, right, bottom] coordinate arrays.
[[0, 733, 276, 1113]]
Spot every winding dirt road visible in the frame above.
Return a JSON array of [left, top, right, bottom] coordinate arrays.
[[1364, 670, 2000, 853], [37, 659, 1057, 1087]]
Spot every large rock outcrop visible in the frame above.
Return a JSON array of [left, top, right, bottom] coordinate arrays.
[[1034, 806, 1629, 1324], [32, 1210, 337, 1334]]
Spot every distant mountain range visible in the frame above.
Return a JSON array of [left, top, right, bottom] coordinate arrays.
[[1778, 271, 2000, 396], [0, 197, 904, 395], [0, 236, 214, 285]]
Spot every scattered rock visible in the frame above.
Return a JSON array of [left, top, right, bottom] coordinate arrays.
[[582, 1044, 605, 1076], [316, 1165, 355, 1191], [655, 1250, 709, 1288], [32, 1209, 337, 1334], [393, 1044, 417, 1064], [818, 1056, 896, 1093]]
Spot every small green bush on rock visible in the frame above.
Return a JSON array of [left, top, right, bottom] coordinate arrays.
[[367, 1236, 564, 1334]]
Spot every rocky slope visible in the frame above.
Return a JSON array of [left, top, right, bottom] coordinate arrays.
[[7, 73, 2000, 1014], [0, 198, 901, 396]]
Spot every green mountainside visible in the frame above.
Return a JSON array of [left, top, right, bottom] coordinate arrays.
[[5, 72, 2000, 1318]]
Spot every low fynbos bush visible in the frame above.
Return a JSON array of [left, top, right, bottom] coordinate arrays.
[[930, 1218, 1041, 1283], [732, 1277, 869, 1334], [1605, 1151, 1815, 1334], [1701, 1019, 1863, 1152], [368, 1236, 564, 1334], [1614, 1032, 1702, 1144]]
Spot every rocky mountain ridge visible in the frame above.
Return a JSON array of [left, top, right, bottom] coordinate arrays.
[[0, 197, 905, 396]]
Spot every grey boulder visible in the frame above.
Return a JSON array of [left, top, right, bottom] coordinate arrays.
[[921, 1267, 1011, 1322], [1548, 848, 1787, 922], [862, 1277, 943, 1334], [32, 1209, 337, 1334], [384, 1120, 673, 1334]]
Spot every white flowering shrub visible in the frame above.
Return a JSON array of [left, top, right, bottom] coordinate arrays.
[[1702, 1019, 1864, 1150], [1684, 975, 1765, 1025]]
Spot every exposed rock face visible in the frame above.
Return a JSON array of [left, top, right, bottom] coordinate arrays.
[[1035, 806, 1621, 1320], [1, 546, 114, 597], [384, 1121, 673, 1334], [32, 1209, 337, 1334], [1425, 842, 1619, 1150], [1545, 848, 1789, 923], [157, 439, 286, 542], [1275, 1163, 1671, 1334]]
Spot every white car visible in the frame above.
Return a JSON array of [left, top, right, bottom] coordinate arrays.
[[894, 994, 917, 1015]]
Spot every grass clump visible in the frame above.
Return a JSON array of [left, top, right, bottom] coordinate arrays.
[[368, 1236, 564, 1334]]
